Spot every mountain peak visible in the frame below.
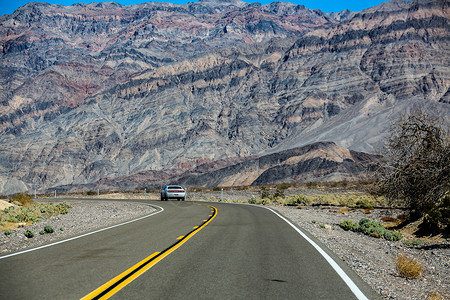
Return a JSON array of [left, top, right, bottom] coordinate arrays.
[[0, 0, 448, 194]]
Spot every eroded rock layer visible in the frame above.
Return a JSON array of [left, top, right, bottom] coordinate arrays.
[[0, 0, 449, 194]]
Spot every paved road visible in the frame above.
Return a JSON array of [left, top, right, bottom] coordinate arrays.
[[0, 200, 379, 299]]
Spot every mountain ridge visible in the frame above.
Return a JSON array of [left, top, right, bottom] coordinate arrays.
[[0, 0, 449, 194]]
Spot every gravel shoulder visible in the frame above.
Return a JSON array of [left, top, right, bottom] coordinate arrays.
[[0, 200, 157, 255], [272, 205, 449, 300]]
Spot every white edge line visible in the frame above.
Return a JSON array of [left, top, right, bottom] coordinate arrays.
[[242, 203, 369, 300], [0, 203, 164, 260]]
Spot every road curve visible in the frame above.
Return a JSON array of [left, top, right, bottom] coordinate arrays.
[[0, 200, 379, 299]]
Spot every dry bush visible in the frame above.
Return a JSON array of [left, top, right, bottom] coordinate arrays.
[[428, 292, 444, 300], [9, 193, 34, 207], [339, 207, 349, 214], [375, 110, 449, 232], [395, 254, 422, 279]]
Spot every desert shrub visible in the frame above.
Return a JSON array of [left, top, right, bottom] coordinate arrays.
[[282, 197, 298, 206], [395, 254, 422, 279], [273, 189, 285, 199], [259, 187, 270, 199], [374, 111, 449, 233], [298, 194, 312, 205], [44, 225, 54, 234], [428, 292, 444, 300], [17, 208, 41, 223], [4, 229, 11, 236], [355, 198, 374, 209], [403, 240, 412, 246], [248, 197, 257, 204], [276, 182, 292, 190], [24, 229, 35, 238], [86, 190, 97, 196], [306, 182, 318, 188], [383, 230, 403, 241], [412, 239, 422, 246], [55, 202, 71, 214], [1, 202, 72, 226], [339, 220, 358, 231], [358, 218, 381, 232], [358, 219, 385, 235], [339, 207, 349, 214], [403, 239, 423, 247], [339, 218, 403, 241], [369, 226, 386, 238], [60, 227, 64, 231], [9, 193, 34, 207], [39, 230, 46, 235]]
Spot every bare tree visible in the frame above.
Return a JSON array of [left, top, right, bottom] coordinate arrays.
[[375, 110, 449, 232]]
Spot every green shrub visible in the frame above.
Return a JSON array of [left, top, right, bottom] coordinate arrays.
[[1, 202, 72, 226], [355, 198, 374, 209], [44, 225, 54, 234], [403, 239, 422, 247], [4, 229, 11, 236], [339, 220, 358, 231], [283, 196, 300, 206], [55, 202, 71, 214], [383, 230, 403, 241], [358, 218, 384, 234], [248, 197, 257, 204], [39, 230, 46, 235], [24, 229, 35, 238], [60, 227, 64, 231], [340, 218, 403, 241], [412, 239, 422, 246], [369, 226, 386, 238], [358, 218, 372, 227]]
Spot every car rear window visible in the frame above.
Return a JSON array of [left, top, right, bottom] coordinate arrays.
[[168, 186, 183, 190]]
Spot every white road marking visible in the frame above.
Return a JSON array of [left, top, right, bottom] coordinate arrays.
[[0, 203, 164, 260], [262, 205, 369, 300]]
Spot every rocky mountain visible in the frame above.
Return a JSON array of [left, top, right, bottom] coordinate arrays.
[[60, 142, 379, 193], [0, 0, 449, 194]]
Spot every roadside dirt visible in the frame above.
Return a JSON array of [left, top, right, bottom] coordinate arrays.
[[0, 200, 15, 210]]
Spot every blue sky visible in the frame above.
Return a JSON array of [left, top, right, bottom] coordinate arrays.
[[0, 0, 390, 16]]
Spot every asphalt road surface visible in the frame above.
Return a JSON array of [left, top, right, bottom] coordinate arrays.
[[0, 200, 380, 299]]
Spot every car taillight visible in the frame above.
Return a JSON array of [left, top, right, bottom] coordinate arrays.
[[169, 190, 184, 193]]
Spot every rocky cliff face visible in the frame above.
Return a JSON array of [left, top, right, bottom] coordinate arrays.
[[0, 0, 449, 194], [63, 142, 379, 192]]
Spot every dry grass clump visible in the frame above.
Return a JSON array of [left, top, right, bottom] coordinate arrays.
[[395, 254, 423, 279], [9, 193, 34, 207], [428, 292, 444, 300], [338, 207, 349, 214], [381, 216, 403, 228]]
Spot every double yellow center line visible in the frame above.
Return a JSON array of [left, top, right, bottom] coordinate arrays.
[[81, 204, 218, 300]]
